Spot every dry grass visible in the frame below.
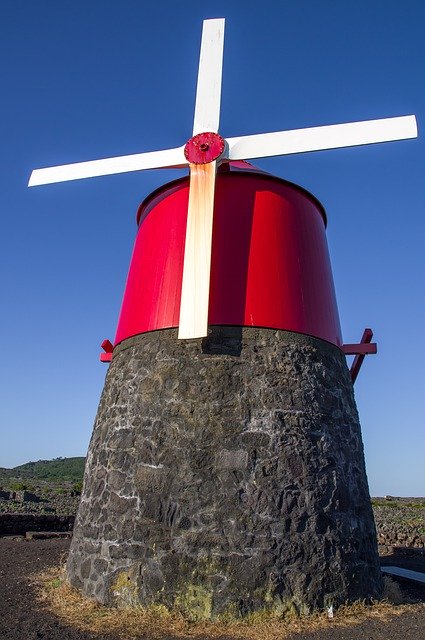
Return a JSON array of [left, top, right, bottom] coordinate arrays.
[[32, 565, 420, 640], [382, 576, 404, 605]]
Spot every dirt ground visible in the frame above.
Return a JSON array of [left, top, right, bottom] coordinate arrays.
[[0, 537, 424, 640]]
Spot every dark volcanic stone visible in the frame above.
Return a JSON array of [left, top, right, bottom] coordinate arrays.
[[67, 327, 382, 617], [0, 513, 75, 535]]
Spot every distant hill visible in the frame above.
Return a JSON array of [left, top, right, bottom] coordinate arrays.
[[0, 457, 86, 484]]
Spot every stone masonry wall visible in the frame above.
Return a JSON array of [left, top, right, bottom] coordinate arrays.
[[67, 327, 382, 617]]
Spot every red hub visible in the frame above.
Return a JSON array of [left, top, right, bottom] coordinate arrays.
[[184, 132, 225, 164]]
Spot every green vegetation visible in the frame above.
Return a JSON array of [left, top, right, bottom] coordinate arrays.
[[9, 482, 29, 491], [0, 457, 86, 514], [371, 498, 425, 509], [371, 499, 399, 508], [72, 480, 83, 495], [0, 457, 85, 484]]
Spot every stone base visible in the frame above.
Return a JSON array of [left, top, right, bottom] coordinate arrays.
[[67, 327, 382, 617]]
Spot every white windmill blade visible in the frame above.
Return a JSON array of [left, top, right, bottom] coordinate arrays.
[[178, 162, 217, 339], [28, 145, 188, 186], [226, 115, 418, 161], [192, 18, 225, 135]]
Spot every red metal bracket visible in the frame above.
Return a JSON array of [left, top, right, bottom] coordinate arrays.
[[342, 328, 376, 383], [100, 339, 113, 363]]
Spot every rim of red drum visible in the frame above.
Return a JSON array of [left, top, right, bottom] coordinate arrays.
[[136, 167, 328, 227]]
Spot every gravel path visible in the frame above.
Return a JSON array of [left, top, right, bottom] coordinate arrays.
[[0, 538, 113, 640]]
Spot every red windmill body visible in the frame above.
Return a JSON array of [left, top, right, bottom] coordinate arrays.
[[114, 164, 342, 349]]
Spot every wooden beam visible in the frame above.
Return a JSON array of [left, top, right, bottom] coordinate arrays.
[[348, 328, 375, 383], [342, 343, 377, 355], [178, 162, 217, 339]]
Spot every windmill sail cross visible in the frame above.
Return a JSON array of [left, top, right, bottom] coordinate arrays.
[[28, 18, 417, 340]]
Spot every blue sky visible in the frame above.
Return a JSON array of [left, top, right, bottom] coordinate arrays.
[[0, 0, 423, 496]]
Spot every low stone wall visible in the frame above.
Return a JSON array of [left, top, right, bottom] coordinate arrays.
[[373, 502, 424, 549], [377, 529, 424, 549], [0, 513, 75, 536], [379, 544, 425, 557]]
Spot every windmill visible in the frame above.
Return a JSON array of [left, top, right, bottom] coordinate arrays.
[[29, 18, 416, 341], [30, 19, 417, 616]]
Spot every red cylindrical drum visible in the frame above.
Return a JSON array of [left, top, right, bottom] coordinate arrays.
[[114, 167, 342, 347]]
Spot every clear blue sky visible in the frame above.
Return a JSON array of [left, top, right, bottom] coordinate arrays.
[[0, 1, 423, 496]]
